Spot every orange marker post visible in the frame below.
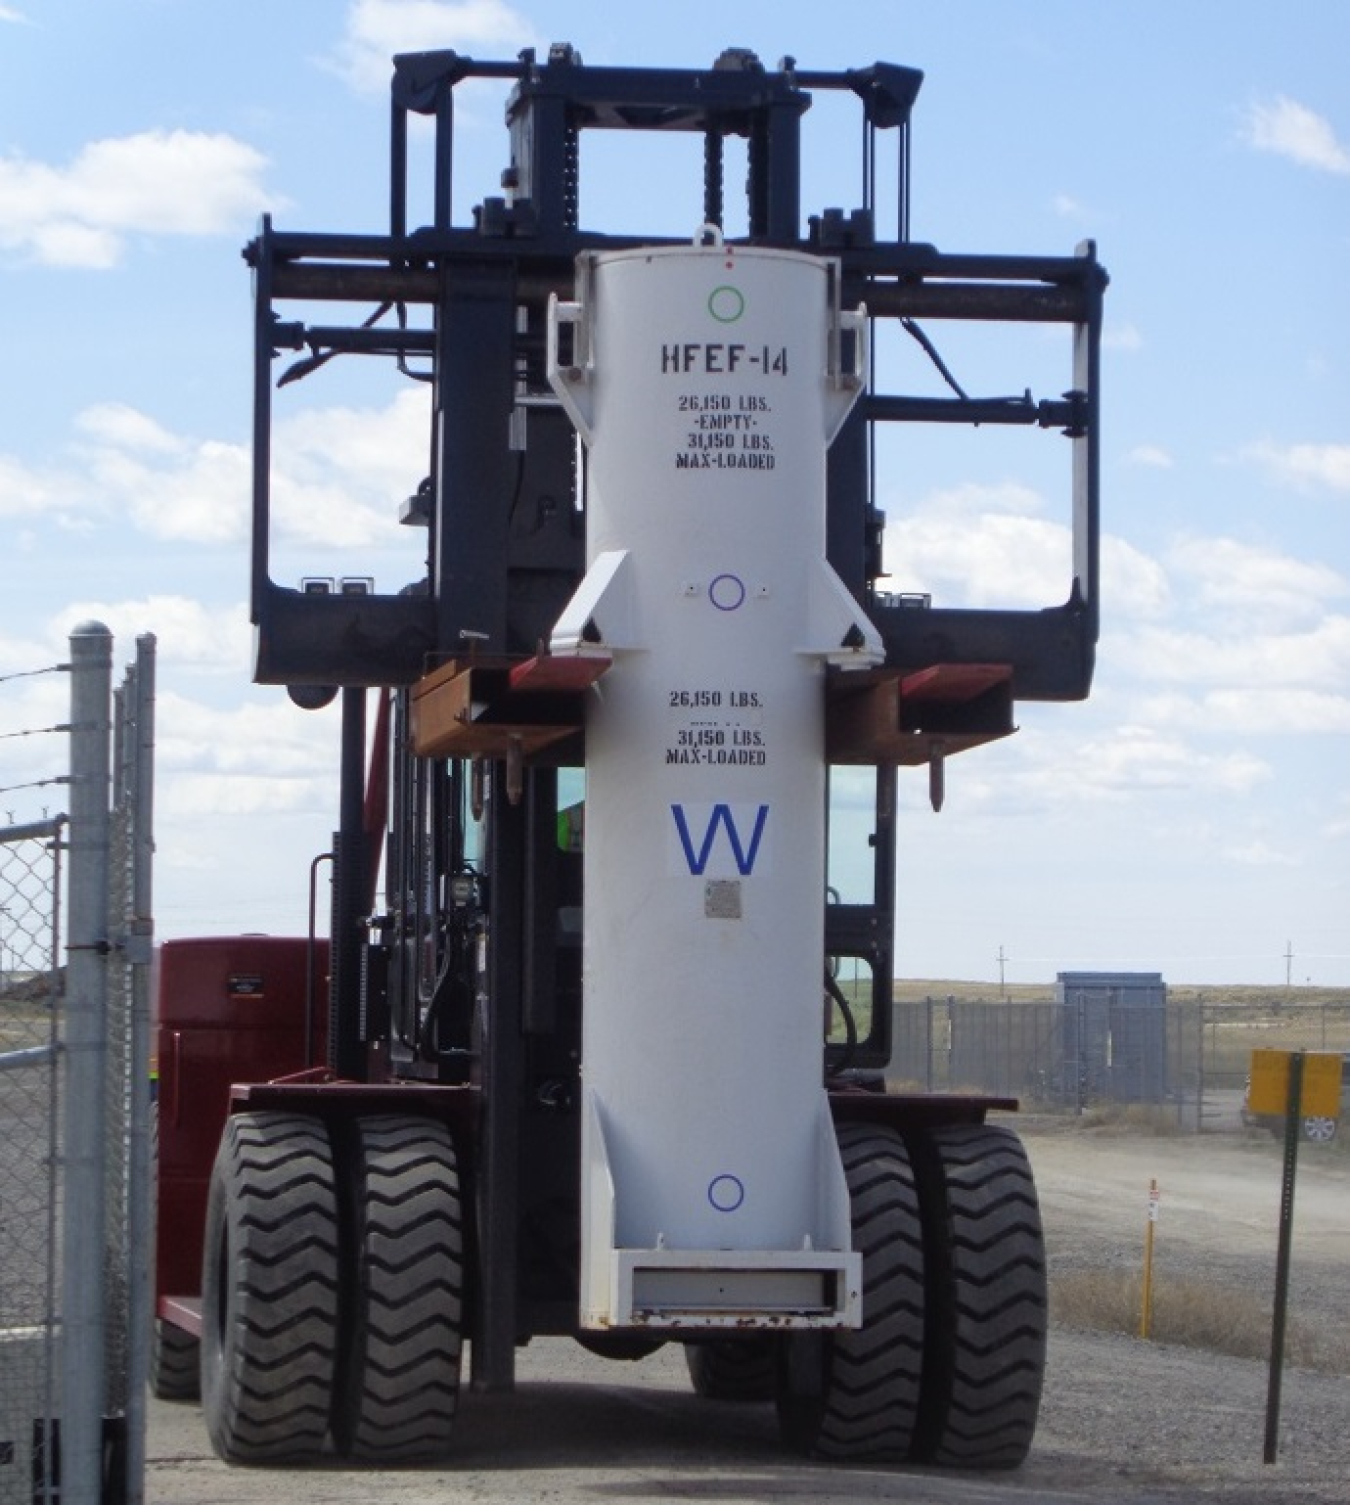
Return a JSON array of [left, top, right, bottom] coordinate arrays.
[[1139, 1178, 1159, 1340]]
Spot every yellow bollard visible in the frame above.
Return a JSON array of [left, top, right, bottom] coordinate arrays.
[[1140, 1178, 1159, 1339]]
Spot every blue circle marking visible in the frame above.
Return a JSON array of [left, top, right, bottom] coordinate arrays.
[[708, 1174, 745, 1213], [709, 573, 746, 612]]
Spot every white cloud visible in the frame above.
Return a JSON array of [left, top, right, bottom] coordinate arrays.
[[1060, 724, 1271, 798], [1243, 439, 1350, 495], [0, 417, 242, 537], [886, 499, 1062, 609], [1125, 445, 1173, 470], [980, 721, 1274, 814], [1134, 687, 1350, 736], [1104, 540, 1350, 734], [1221, 839, 1298, 869], [71, 413, 251, 544], [76, 403, 181, 456], [46, 597, 251, 672], [0, 5, 30, 20], [885, 480, 1168, 618], [153, 692, 343, 829], [270, 385, 431, 547], [328, 0, 533, 94], [1167, 535, 1346, 626], [1101, 536, 1171, 619], [11, 386, 431, 550], [0, 451, 80, 522], [1243, 96, 1350, 176], [1119, 614, 1350, 694], [157, 692, 337, 778], [159, 771, 334, 821], [915, 479, 1047, 519], [0, 131, 281, 268]]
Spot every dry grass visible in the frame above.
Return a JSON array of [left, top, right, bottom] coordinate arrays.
[[1052, 1270, 1350, 1375], [0, 999, 57, 1052], [1074, 1101, 1186, 1135]]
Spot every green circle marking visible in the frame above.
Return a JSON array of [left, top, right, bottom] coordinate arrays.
[[708, 285, 745, 323]]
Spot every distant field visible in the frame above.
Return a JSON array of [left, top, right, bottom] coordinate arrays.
[[892, 978, 1350, 1009]]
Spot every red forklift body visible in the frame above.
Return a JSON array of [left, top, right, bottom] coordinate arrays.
[[153, 936, 326, 1312]]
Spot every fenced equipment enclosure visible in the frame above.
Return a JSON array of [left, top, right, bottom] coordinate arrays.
[[891, 991, 1350, 1134]]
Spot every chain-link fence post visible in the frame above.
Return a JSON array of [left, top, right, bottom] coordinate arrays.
[[63, 622, 112, 1505], [117, 635, 155, 1505]]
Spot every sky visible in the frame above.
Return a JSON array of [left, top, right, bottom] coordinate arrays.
[[1, 1, 1347, 988]]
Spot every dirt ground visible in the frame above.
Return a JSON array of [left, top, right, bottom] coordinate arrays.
[[1027, 1112, 1350, 1351], [145, 1117, 1350, 1504]]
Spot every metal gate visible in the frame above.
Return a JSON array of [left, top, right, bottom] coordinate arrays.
[[0, 627, 155, 1505]]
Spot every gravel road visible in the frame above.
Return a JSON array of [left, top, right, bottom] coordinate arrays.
[[146, 1117, 1350, 1504]]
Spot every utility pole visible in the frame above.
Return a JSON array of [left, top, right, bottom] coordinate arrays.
[[1285, 940, 1293, 993], [997, 944, 1008, 1000]]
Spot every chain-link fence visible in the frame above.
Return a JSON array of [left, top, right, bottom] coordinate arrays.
[[891, 995, 1350, 1133], [0, 626, 154, 1505], [0, 817, 66, 1504], [104, 642, 156, 1497]]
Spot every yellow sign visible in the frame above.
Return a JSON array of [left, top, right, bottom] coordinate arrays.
[[1247, 1050, 1341, 1118]]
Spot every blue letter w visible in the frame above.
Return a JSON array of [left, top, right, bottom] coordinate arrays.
[[671, 804, 769, 876]]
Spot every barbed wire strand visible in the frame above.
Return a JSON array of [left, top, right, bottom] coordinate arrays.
[[0, 776, 71, 797], [0, 664, 70, 686], [0, 725, 70, 741]]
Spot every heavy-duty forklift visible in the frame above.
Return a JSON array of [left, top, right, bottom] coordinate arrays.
[[151, 44, 1105, 1470]]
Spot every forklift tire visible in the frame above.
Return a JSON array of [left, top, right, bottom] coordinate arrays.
[[200, 1112, 340, 1464], [150, 1318, 200, 1401], [333, 1115, 464, 1462], [776, 1122, 925, 1459], [148, 1107, 202, 1400], [685, 1338, 777, 1402], [909, 1122, 1046, 1469]]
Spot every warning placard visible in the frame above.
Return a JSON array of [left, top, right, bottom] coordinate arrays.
[[1247, 1049, 1341, 1117]]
